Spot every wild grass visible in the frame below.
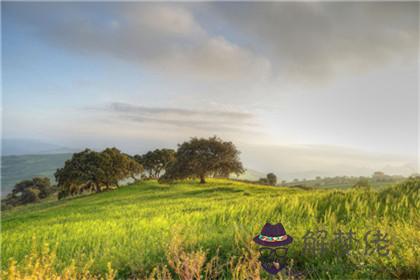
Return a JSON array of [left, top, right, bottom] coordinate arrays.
[[1, 178, 419, 279], [2, 241, 116, 280]]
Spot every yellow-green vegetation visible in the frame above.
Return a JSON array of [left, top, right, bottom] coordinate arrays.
[[1, 178, 419, 279]]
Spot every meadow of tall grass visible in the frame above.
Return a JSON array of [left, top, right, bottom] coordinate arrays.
[[1, 178, 419, 279]]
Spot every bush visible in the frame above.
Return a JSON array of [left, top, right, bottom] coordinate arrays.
[[258, 178, 268, 185], [21, 188, 41, 204], [2, 177, 55, 209], [258, 173, 277, 186]]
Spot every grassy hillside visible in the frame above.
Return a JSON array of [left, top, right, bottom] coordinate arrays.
[[0, 153, 264, 197], [1, 153, 72, 196], [1, 179, 419, 279]]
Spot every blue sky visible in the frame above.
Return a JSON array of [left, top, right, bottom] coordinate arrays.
[[2, 2, 419, 178]]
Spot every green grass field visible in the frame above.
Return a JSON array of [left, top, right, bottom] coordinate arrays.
[[1, 179, 419, 279]]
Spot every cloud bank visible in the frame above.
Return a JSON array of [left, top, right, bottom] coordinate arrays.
[[209, 2, 418, 83], [106, 102, 256, 132], [6, 2, 417, 84], [5, 3, 270, 83]]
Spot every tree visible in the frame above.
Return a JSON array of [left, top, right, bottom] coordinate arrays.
[[3, 177, 54, 207], [101, 147, 134, 188], [12, 180, 34, 195], [126, 156, 144, 182], [266, 173, 277, 186], [55, 149, 106, 194], [135, 149, 175, 179], [372, 171, 389, 182], [11, 177, 53, 198], [55, 148, 142, 198], [258, 173, 277, 186], [32, 177, 53, 198], [163, 136, 244, 184], [21, 188, 41, 204]]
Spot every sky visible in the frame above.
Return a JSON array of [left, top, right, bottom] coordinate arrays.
[[2, 2, 419, 179]]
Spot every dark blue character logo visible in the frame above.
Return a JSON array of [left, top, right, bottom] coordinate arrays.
[[253, 223, 293, 275]]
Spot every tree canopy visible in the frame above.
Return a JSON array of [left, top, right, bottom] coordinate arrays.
[[2, 177, 55, 209], [126, 154, 144, 182], [162, 136, 244, 183], [55, 148, 143, 198], [134, 149, 175, 179], [266, 173, 277, 186], [12, 176, 53, 199]]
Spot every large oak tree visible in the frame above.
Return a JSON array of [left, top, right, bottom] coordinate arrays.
[[163, 136, 244, 184], [55, 148, 143, 198]]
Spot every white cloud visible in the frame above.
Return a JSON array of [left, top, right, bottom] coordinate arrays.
[[104, 102, 258, 132], [8, 2, 271, 83], [156, 36, 271, 81], [210, 2, 419, 84], [128, 5, 206, 37], [8, 2, 416, 84]]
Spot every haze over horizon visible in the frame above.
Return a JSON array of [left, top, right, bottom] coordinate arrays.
[[2, 2, 419, 178]]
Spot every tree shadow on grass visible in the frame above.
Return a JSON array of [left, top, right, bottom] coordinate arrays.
[[185, 187, 244, 196]]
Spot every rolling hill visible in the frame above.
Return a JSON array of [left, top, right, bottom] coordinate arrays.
[[0, 152, 264, 197], [1, 178, 418, 279], [1, 139, 75, 156]]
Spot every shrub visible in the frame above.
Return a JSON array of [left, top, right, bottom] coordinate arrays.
[[2, 177, 54, 209], [21, 188, 41, 204]]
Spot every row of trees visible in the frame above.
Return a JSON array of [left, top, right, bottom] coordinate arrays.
[[133, 137, 244, 184], [283, 172, 407, 187], [55, 137, 245, 199]]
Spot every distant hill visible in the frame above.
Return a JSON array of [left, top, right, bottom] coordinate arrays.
[[233, 168, 266, 181], [1, 153, 72, 196], [2, 139, 76, 156]]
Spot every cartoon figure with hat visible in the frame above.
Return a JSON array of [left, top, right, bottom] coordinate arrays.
[[253, 222, 293, 275]]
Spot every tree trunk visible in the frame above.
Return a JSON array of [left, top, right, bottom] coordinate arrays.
[[200, 175, 206, 184]]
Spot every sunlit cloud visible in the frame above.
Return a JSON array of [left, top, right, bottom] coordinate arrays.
[[105, 102, 258, 132]]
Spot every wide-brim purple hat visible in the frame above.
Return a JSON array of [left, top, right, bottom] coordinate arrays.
[[253, 222, 293, 247]]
